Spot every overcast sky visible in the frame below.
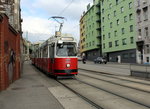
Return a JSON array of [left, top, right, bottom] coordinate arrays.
[[21, 0, 93, 42]]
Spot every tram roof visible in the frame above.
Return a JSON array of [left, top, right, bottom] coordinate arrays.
[[40, 35, 76, 48]]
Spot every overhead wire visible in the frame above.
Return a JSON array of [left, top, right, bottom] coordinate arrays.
[[58, 0, 74, 16]]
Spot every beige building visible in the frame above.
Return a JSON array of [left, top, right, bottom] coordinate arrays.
[[0, 0, 22, 32]]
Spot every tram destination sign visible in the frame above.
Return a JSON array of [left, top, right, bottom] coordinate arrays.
[[61, 37, 74, 41]]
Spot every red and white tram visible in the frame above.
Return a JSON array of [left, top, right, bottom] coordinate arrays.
[[32, 35, 78, 78]]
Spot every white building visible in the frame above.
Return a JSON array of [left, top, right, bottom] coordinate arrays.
[[135, 0, 150, 64]]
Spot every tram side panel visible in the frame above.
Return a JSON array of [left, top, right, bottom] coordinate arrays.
[[42, 58, 50, 73]]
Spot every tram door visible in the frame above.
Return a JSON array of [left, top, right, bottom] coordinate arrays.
[[50, 44, 55, 74]]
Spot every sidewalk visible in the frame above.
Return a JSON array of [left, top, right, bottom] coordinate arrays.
[[0, 61, 64, 109]]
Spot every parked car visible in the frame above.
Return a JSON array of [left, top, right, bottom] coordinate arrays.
[[94, 57, 107, 64]]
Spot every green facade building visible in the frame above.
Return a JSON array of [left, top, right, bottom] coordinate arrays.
[[100, 0, 137, 63], [80, 0, 102, 60]]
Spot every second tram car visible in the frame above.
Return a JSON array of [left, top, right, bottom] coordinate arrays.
[[32, 35, 78, 78]]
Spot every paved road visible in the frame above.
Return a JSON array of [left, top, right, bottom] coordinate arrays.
[[78, 61, 150, 77], [78, 61, 131, 76]]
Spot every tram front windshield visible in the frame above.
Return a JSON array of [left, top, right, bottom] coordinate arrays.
[[56, 43, 77, 57]]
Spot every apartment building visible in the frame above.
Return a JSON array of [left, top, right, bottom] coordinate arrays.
[[0, 0, 22, 32], [101, 0, 137, 63], [80, 0, 102, 60], [135, 0, 150, 64]]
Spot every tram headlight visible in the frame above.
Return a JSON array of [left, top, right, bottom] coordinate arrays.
[[66, 64, 70, 68]]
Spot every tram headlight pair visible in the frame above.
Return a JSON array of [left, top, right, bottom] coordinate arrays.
[[66, 64, 70, 68]]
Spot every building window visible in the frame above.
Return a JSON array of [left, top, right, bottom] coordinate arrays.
[[102, 9, 104, 13], [121, 28, 125, 34], [146, 45, 150, 54], [129, 2, 132, 9], [92, 41, 95, 45], [103, 26, 104, 31], [116, 0, 119, 5], [145, 27, 148, 37], [130, 37, 134, 44], [143, 7, 148, 20], [146, 57, 149, 63], [130, 53, 135, 58], [103, 43, 105, 49], [91, 16, 93, 21], [122, 53, 129, 59], [93, 23, 94, 27], [115, 40, 119, 46], [109, 42, 112, 48], [121, 7, 124, 13], [92, 31, 94, 36], [108, 33, 111, 38], [129, 13, 133, 20], [89, 42, 91, 46], [117, 19, 120, 25], [137, 10, 141, 23], [89, 25, 91, 29], [108, 14, 110, 20], [124, 16, 127, 22], [122, 38, 127, 45], [103, 35, 105, 40], [114, 10, 116, 17], [114, 30, 117, 36], [130, 25, 133, 32], [102, 0, 104, 5], [110, 22, 112, 28], [109, 3, 112, 9], [102, 17, 104, 22], [138, 29, 141, 36]]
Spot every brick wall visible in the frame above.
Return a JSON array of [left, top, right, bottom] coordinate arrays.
[[0, 14, 21, 91]]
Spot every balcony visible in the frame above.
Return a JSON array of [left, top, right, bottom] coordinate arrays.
[[97, 43, 101, 47], [97, 35, 101, 38], [96, 3, 100, 7], [136, 36, 145, 46], [96, 27, 101, 31], [137, 36, 144, 41], [96, 19, 101, 23], [96, 11, 100, 15]]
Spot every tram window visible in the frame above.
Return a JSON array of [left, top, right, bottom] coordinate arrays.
[[43, 46, 48, 58], [56, 43, 77, 56]]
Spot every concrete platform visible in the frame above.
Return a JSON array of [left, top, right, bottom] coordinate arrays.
[[0, 61, 64, 109]]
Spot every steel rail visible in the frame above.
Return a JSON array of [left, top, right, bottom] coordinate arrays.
[[77, 79, 150, 108], [79, 69, 150, 86], [57, 80, 104, 109], [80, 73, 150, 94]]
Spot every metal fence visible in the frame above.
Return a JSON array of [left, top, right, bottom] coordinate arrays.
[[130, 64, 150, 78]]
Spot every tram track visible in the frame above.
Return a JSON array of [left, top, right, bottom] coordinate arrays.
[[76, 78, 150, 109], [57, 78, 150, 109], [57, 80, 104, 109], [79, 69, 150, 86], [79, 73, 150, 93]]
